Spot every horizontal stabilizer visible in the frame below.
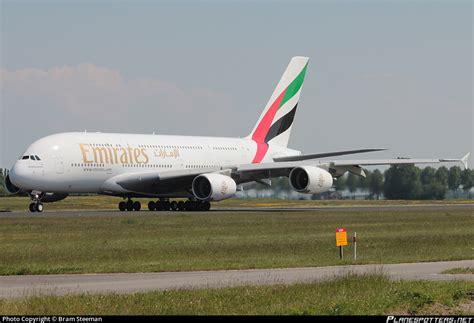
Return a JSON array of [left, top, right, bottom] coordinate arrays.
[[273, 148, 387, 162]]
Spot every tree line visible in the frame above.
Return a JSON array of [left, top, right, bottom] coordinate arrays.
[[0, 165, 473, 199], [335, 165, 473, 200], [0, 168, 7, 196]]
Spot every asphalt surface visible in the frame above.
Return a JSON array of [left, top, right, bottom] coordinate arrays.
[[0, 260, 472, 298], [1, 203, 473, 217]]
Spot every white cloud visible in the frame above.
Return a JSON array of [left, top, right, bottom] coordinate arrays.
[[1, 64, 233, 121], [0, 63, 236, 166]]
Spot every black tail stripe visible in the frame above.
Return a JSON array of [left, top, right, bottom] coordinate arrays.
[[264, 104, 298, 143]]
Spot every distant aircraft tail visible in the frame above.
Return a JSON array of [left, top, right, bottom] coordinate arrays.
[[247, 56, 308, 163]]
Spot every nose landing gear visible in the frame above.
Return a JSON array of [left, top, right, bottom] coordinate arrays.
[[28, 191, 44, 213], [29, 202, 44, 213]]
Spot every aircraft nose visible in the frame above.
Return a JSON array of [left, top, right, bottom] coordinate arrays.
[[9, 162, 30, 187]]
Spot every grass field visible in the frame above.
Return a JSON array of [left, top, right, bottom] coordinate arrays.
[[0, 196, 473, 212], [0, 207, 472, 275], [1, 273, 472, 315]]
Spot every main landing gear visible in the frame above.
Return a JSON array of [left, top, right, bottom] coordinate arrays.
[[118, 199, 211, 212], [118, 198, 141, 212], [147, 200, 211, 212]]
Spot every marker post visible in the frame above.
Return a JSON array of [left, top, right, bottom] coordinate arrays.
[[353, 232, 357, 261]]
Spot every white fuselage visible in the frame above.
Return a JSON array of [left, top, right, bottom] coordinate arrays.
[[10, 132, 299, 195]]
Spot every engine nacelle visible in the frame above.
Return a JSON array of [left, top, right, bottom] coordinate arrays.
[[289, 166, 333, 194], [192, 173, 237, 201], [4, 175, 21, 194]]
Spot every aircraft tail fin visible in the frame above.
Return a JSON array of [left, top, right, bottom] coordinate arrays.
[[247, 56, 309, 163]]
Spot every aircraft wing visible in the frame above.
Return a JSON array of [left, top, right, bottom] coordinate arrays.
[[272, 148, 386, 162], [323, 154, 470, 177], [103, 167, 223, 196], [331, 153, 470, 169], [236, 153, 469, 178], [102, 153, 469, 195]]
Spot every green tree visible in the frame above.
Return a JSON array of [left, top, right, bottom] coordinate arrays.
[[435, 166, 449, 186], [368, 169, 384, 200], [419, 166, 446, 199], [448, 166, 462, 198], [357, 169, 370, 192], [384, 165, 422, 200], [0, 168, 5, 196], [420, 167, 436, 185], [420, 181, 446, 200], [334, 174, 346, 192], [346, 173, 358, 199], [460, 169, 473, 198]]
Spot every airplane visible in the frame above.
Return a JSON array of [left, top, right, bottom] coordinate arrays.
[[5, 56, 470, 212]]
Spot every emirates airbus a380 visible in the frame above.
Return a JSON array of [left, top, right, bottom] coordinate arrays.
[[5, 57, 469, 212]]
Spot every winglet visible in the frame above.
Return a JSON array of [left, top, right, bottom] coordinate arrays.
[[440, 152, 470, 169], [461, 153, 470, 169]]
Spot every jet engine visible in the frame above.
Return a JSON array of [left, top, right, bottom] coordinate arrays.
[[192, 173, 237, 201], [4, 175, 21, 194], [289, 166, 333, 194]]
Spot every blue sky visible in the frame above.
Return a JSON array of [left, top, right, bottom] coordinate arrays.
[[1, 1, 472, 168]]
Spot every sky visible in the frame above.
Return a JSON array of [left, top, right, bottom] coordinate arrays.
[[1, 0, 472, 169]]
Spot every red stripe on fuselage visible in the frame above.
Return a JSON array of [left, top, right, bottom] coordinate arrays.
[[251, 89, 287, 163]]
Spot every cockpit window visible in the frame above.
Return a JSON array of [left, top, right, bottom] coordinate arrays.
[[21, 155, 41, 161]]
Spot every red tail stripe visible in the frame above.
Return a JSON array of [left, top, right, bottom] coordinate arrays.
[[251, 141, 269, 163], [251, 89, 287, 163], [251, 89, 287, 144]]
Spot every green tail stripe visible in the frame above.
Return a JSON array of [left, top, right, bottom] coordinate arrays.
[[280, 62, 308, 108]]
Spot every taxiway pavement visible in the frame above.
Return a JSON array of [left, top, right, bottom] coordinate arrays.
[[1, 260, 472, 298]]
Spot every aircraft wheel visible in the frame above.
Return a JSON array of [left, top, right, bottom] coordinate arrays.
[[193, 201, 202, 211], [155, 201, 163, 211], [35, 203, 44, 213], [203, 201, 211, 211], [170, 201, 178, 211], [29, 203, 37, 212], [191, 201, 200, 211], [162, 201, 171, 211], [133, 201, 141, 211], [177, 201, 184, 211], [184, 201, 192, 211], [126, 201, 134, 211], [148, 201, 156, 211], [119, 201, 126, 211]]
